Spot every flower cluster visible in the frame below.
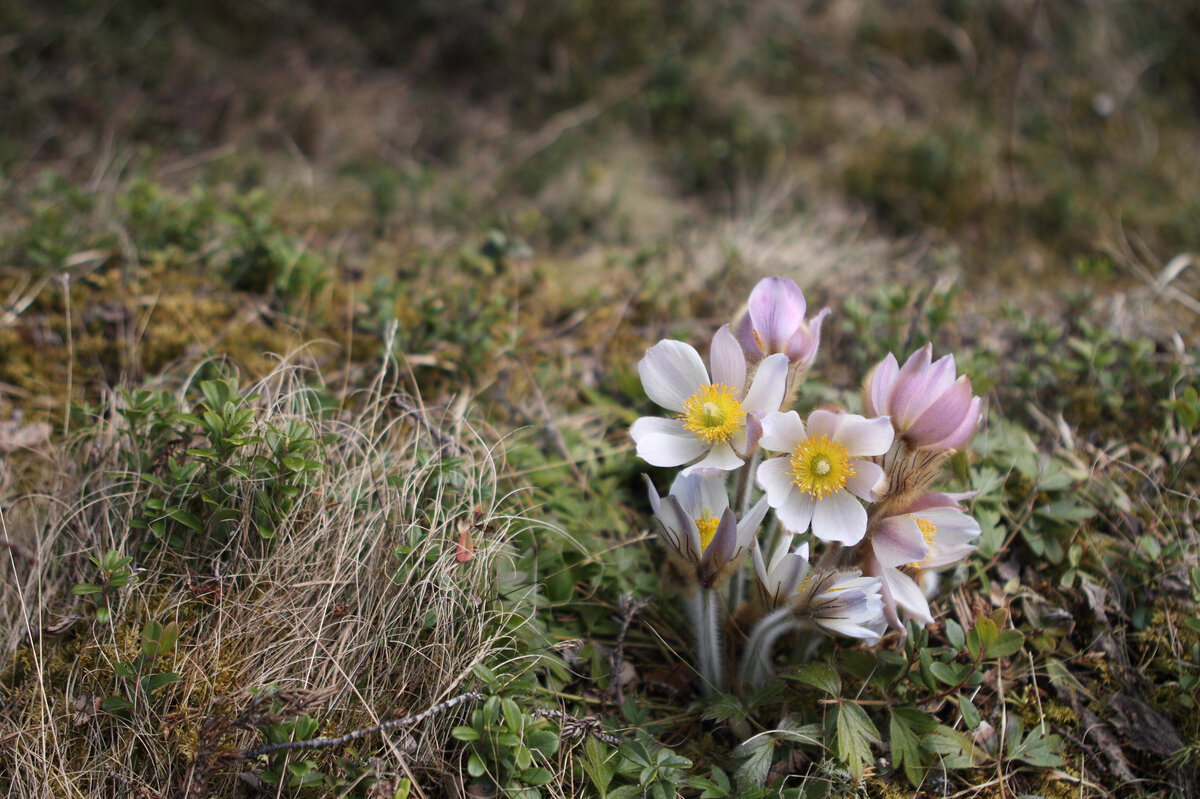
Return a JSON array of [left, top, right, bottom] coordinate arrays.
[[632, 276, 985, 692]]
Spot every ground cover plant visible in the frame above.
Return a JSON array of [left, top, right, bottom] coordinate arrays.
[[3, 2, 1200, 798]]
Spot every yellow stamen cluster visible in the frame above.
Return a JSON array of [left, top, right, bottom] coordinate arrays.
[[695, 514, 720, 553], [906, 515, 937, 568], [789, 434, 854, 499], [680, 384, 745, 444]]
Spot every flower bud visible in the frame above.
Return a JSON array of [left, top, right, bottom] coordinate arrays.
[[866, 344, 982, 452], [734, 276, 830, 370]]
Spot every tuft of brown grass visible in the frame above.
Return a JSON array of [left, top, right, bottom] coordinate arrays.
[[1, 352, 523, 797]]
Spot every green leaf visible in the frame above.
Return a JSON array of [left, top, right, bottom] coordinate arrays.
[[72, 583, 103, 595], [984, 630, 1025, 659], [521, 767, 553, 787], [957, 696, 982, 731], [165, 507, 203, 532], [467, 753, 486, 778], [732, 734, 774, 787], [924, 725, 987, 769], [889, 709, 927, 787], [835, 702, 880, 781], [95, 606, 111, 625], [145, 672, 181, 692], [101, 695, 134, 711], [929, 661, 962, 687], [944, 619, 966, 651], [451, 726, 480, 742], [580, 737, 614, 795], [787, 662, 841, 696]]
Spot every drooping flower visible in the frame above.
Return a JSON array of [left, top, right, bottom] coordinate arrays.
[[631, 325, 788, 472], [645, 470, 769, 589], [793, 569, 885, 639], [739, 566, 883, 686], [865, 344, 982, 452], [752, 534, 810, 611], [756, 409, 893, 544], [734, 276, 831, 370], [862, 492, 981, 629]]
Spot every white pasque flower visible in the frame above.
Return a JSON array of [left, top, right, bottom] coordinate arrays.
[[631, 325, 788, 473], [756, 409, 893, 544], [645, 469, 769, 589]]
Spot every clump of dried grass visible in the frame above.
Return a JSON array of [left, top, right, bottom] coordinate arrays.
[[0, 353, 521, 797]]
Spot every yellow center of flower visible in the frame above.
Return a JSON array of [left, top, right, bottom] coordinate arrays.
[[695, 514, 720, 552], [906, 515, 938, 568], [680, 384, 745, 444], [789, 434, 854, 499]]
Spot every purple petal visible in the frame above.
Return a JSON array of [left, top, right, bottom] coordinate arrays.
[[638, 340, 709, 412], [701, 508, 739, 576], [927, 395, 982, 451], [890, 344, 935, 428], [905, 376, 973, 448], [709, 325, 746, 396], [885, 567, 933, 624], [872, 515, 930, 568], [748, 276, 806, 354], [786, 307, 830, 365], [866, 353, 899, 417]]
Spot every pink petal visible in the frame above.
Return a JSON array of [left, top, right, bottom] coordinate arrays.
[[631, 417, 708, 466], [748, 276, 806, 354], [810, 490, 867, 545], [890, 344, 935, 428], [832, 413, 894, 457], [709, 325, 746, 396], [787, 307, 830, 365], [866, 353, 899, 417], [741, 353, 788, 413], [871, 515, 930, 568], [638, 340, 709, 412], [733, 312, 761, 360], [927, 396, 982, 451], [758, 410, 805, 452], [844, 460, 885, 501], [905, 376, 973, 448]]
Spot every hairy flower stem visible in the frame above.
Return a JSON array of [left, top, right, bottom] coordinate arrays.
[[689, 588, 723, 695], [727, 453, 761, 607], [737, 607, 799, 689]]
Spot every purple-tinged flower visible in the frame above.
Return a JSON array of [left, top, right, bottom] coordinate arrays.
[[865, 344, 982, 452], [734, 276, 831, 368], [752, 535, 810, 611], [795, 570, 885, 639], [862, 492, 981, 629], [646, 470, 769, 589], [631, 326, 788, 472], [756, 409, 893, 544]]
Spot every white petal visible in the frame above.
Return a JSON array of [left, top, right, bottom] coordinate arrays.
[[682, 441, 743, 473], [741, 353, 788, 413], [810, 491, 867, 545], [709, 325, 746, 396], [805, 408, 840, 439], [832, 414, 894, 457], [758, 410, 805, 453], [756, 457, 795, 505], [886, 567, 933, 624], [638, 340, 709, 412], [736, 495, 770, 550], [631, 417, 708, 466], [844, 460, 885, 501], [776, 488, 815, 533]]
